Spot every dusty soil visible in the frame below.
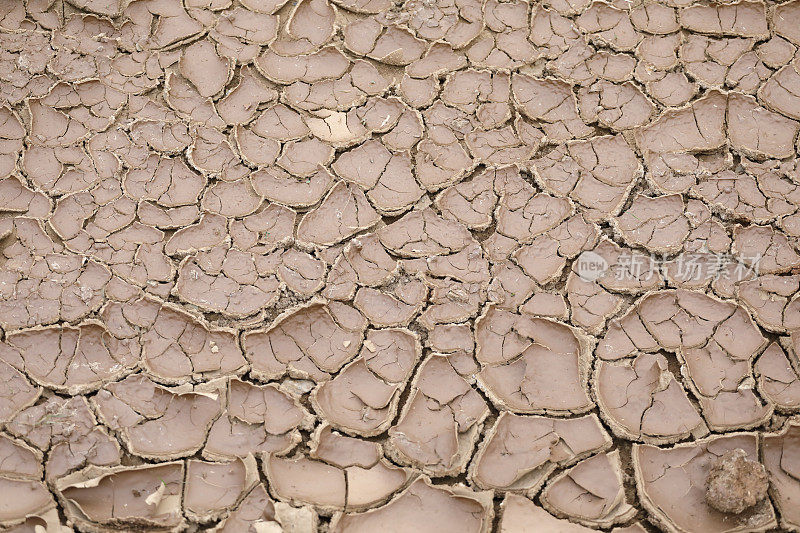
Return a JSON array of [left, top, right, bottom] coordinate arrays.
[[0, 0, 800, 532]]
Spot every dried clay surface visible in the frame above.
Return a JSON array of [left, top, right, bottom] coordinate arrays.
[[2, 0, 800, 532]]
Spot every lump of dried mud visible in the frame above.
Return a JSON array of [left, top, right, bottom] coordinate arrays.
[[705, 448, 769, 514]]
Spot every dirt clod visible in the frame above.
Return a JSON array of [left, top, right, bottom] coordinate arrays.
[[706, 449, 769, 514]]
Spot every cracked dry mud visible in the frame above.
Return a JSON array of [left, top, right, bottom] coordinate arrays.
[[2, 1, 800, 533]]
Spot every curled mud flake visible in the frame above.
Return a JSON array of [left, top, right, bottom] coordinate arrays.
[[435, 168, 497, 230], [499, 493, 595, 533], [531, 134, 640, 222], [0, 432, 41, 481], [211, 7, 280, 63], [759, 57, 800, 121], [417, 277, 485, 329], [164, 73, 227, 130], [283, 60, 389, 112], [495, 181, 573, 244], [57, 462, 184, 531], [251, 167, 333, 209], [332, 139, 391, 189], [93, 374, 222, 460], [179, 39, 233, 98], [690, 161, 800, 225], [387, 353, 488, 476], [595, 352, 706, 444], [23, 144, 103, 195], [243, 301, 365, 381], [184, 456, 259, 523], [636, 32, 681, 73], [297, 181, 381, 247], [277, 137, 335, 178], [732, 224, 800, 275], [124, 154, 206, 208], [175, 244, 281, 318], [633, 434, 776, 533], [530, 6, 586, 58], [428, 242, 490, 285], [540, 451, 635, 528], [354, 278, 427, 327], [330, 476, 493, 533], [205, 379, 312, 461], [428, 323, 474, 354], [216, 66, 278, 125], [470, 412, 610, 494], [635, 90, 727, 155], [0, 249, 112, 330], [566, 271, 622, 334], [103, 296, 247, 383], [189, 127, 249, 182], [382, 106, 425, 152], [441, 69, 510, 128], [2, 322, 139, 394], [520, 291, 570, 320], [475, 306, 594, 414], [325, 234, 398, 296], [400, 74, 439, 108], [395, 0, 484, 50], [267, 424, 411, 512], [586, 52, 636, 83], [645, 71, 698, 107], [164, 212, 227, 256], [312, 328, 420, 436], [512, 215, 599, 284], [615, 194, 690, 254], [272, 0, 336, 55], [578, 80, 655, 131], [240, 0, 291, 13], [587, 238, 663, 294], [0, 359, 39, 424], [487, 260, 533, 311], [762, 420, 800, 530], [726, 52, 771, 94], [407, 42, 468, 79], [511, 74, 593, 141], [728, 92, 800, 159], [378, 207, 474, 257], [0, 179, 50, 236], [0, 473, 53, 528], [705, 448, 769, 515], [737, 275, 800, 332], [28, 99, 89, 148], [250, 103, 309, 143], [129, 118, 193, 153], [754, 342, 800, 411], [0, 107, 23, 180], [255, 46, 350, 85], [757, 36, 796, 69], [466, 28, 539, 70], [201, 178, 263, 218], [344, 18, 426, 66], [630, 3, 678, 34], [213, 482, 318, 533], [414, 136, 474, 192], [234, 126, 281, 167], [466, 127, 539, 167], [7, 395, 121, 482], [577, 2, 641, 51], [680, 2, 768, 38], [277, 249, 326, 296], [773, 0, 800, 46]]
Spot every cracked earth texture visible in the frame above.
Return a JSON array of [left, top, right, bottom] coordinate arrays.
[[1, 0, 800, 532]]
